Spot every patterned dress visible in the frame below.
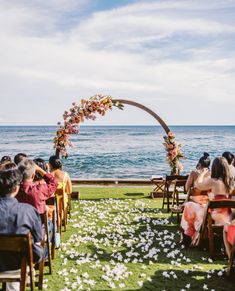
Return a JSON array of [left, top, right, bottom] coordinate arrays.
[[180, 191, 208, 245]]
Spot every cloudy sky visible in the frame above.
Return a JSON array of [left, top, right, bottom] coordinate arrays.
[[0, 0, 235, 126]]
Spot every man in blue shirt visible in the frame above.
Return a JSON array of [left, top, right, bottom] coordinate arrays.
[[0, 168, 43, 291]]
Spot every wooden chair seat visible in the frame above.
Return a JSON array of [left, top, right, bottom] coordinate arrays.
[[0, 270, 21, 280]]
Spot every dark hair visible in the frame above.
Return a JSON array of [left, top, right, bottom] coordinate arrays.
[[197, 152, 210, 169], [211, 157, 234, 193], [222, 151, 234, 165], [14, 153, 27, 165], [0, 156, 12, 164], [0, 162, 17, 171], [0, 169, 22, 196], [49, 155, 62, 170], [33, 158, 47, 181]]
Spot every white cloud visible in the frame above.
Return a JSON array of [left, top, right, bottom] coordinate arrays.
[[0, 0, 235, 125]]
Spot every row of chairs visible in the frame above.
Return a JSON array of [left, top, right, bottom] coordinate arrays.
[[0, 189, 73, 290], [151, 175, 235, 278]]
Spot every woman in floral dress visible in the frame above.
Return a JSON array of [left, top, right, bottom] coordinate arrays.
[[180, 153, 210, 246]]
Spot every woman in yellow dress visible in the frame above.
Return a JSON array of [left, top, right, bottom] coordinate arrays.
[[49, 155, 72, 230]]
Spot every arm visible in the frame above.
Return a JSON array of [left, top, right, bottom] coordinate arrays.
[[21, 169, 57, 200], [185, 172, 195, 192], [42, 173, 58, 199]]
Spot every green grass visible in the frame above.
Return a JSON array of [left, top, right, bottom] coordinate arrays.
[[44, 187, 234, 290]]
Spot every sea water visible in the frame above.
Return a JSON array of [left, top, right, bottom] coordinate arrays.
[[0, 126, 234, 179]]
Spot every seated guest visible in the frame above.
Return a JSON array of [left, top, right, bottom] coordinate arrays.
[[17, 159, 57, 215], [0, 168, 43, 291], [48, 155, 72, 220], [185, 152, 211, 198], [180, 153, 211, 246], [222, 151, 235, 179], [14, 153, 27, 165]]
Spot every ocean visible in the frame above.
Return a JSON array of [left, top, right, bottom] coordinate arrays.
[[0, 126, 234, 179]]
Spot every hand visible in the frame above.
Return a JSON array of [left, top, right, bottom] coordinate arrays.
[[34, 164, 46, 176]]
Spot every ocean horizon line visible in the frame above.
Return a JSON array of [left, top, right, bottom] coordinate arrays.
[[0, 124, 235, 127]]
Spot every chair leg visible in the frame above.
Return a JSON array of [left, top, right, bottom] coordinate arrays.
[[46, 224, 52, 274], [38, 241, 45, 290], [208, 216, 215, 259]]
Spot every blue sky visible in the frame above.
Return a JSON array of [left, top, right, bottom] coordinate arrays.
[[0, 0, 235, 125]]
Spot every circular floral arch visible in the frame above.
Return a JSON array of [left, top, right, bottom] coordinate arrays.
[[54, 95, 185, 174]]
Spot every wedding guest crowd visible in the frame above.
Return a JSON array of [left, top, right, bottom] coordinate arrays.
[[0, 153, 72, 291]]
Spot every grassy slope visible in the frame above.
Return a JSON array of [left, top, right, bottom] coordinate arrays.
[[44, 187, 234, 291]]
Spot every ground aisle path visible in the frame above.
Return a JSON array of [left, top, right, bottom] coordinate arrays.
[[45, 188, 233, 290]]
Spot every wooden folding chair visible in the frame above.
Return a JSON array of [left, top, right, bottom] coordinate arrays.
[[200, 199, 235, 259], [37, 212, 53, 290], [162, 175, 188, 212], [46, 197, 56, 260], [55, 188, 68, 234], [150, 177, 165, 198], [0, 233, 35, 291], [170, 178, 188, 223]]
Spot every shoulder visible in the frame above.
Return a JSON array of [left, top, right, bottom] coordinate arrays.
[[17, 202, 39, 216]]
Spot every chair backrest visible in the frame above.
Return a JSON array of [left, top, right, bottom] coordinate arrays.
[[165, 175, 188, 190], [207, 199, 235, 210], [0, 232, 35, 290], [165, 175, 188, 181]]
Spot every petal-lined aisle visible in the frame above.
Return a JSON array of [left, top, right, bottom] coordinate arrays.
[[44, 189, 233, 290]]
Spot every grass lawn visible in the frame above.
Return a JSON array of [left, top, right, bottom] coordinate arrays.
[[44, 187, 234, 290]]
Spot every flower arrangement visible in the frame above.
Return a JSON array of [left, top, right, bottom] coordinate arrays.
[[163, 131, 185, 175], [54, 94, 124, 157]]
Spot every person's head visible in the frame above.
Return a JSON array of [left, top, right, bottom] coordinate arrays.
[[33, 158, 47, 181], [49, 155, 62, 170], [0, 168, 22, 197], [14, 153, 27, 165], [18, 159, 36, 181], [0, 156, 12, 164], [0, 162, 17, 171], [197, 152, 210, 169], [211, 157, 234, 193], [222, 151, 234, 165]]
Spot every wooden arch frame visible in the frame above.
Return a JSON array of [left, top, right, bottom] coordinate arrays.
[[113, 99, 170, 134], [55, 98, 170, 156]]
